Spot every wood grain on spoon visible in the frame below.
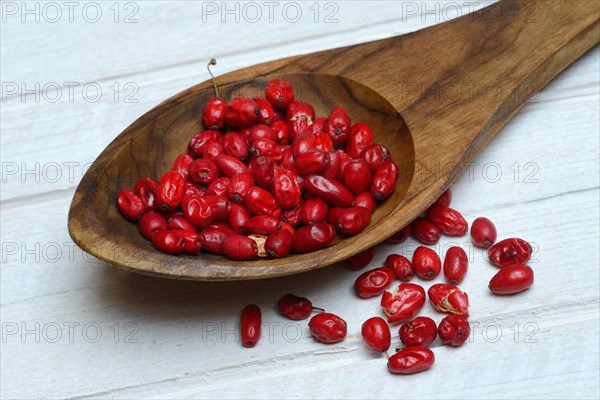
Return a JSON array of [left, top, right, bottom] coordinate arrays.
[[68, 0, 599, 280]]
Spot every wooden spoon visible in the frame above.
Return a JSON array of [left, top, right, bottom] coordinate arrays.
[[68, 0, 599, 280]]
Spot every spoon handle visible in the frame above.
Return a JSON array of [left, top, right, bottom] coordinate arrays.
[[294, 0, 598, 214]]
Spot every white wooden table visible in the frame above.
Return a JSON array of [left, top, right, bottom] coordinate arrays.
[[1, 1, 599, 398]]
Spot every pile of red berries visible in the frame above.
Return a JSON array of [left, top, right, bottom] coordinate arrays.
[[117, 78, 398, 260], [238, 188, 535, 375]]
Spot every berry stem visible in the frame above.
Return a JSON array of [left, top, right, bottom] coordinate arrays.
[[312, 306, 325, 313], [207, 58, 220, 98]]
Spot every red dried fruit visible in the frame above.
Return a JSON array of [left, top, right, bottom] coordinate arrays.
[[152, 230, 186, 254], [355, 267, 396, 298], [487, 238, 532, 268], [411, 218, 441, 245], [300, 197, 328, 225], [346, 122, 374, 159], [370, 161, 398, 201], [181, 194, 213, 227], [380, 283, 426, 324], [387, 347, 435, 374], [438, 315, 470, 347], [341, 159, 372, 195], [265, 229, 293, 258], [427, 206, 468, 236], [471, 217, 497, 248], [412, 246, 441, 280], [304, 175, 354, 207], [265, 79, 294, 109], [361, 317, 391, 353], [240, 304, 261, 348], [308, 313, 347, 344], [398, 316, 437, 347], [489, 264, 534, 295], [222, 132, 250, 161], [138, 211, 167, 240], [443, 246, 468, 284], [202, 97, 227, 130], [225, 98, 260, 127], [154, 171, 185, 211], [278, 293, 323, 320], [117, 189, 145, 221], [385, 254, 414, 282], [291, 223, 336, 253], [223, 234, 258, 261], [427, 283, 469, 316]]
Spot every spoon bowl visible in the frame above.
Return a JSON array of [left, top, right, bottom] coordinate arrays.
[[69, 0, 599, 280]]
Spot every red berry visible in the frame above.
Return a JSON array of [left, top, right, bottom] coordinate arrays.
[[152, 230, 186, 254], [300, 197, 328, 225], [412, 246, 441, 280], [172, 154, 195, 179], [188, 159, 219, 185], [223, 234, 258, 261], [265, 229, 293, 258], [188, 130, 221, 159], [411, 218, 441, 245], [202, 97, 227, 130], [181, 194, 213, 228], [308, 313, 347, 344], [361, 317, 391, 352], [380, 283, 426, 324], [354, 267, 396, 299], [324, 109, 351, 147], [117, 189, 145, 221], [154, 171, 185, 211], [225, 98, 260, 127], [253, 97, 275, 125], [398, 316, 437, 347], [206, 177, 231, 196], [346, 122, 374, 159], [369, 161, 398, 201], [489, 264, 534, 295], [487, 238, 532, 268], [138, 211, 167, 240], [427, 283, 469, 316], [133, 177, 157, 211], [272, 166, 302, 209], [291, 223, 336, 253], [387, 347, 435, 374], [166, 214, 196, 232], [443, 246, 468, 284], [438, 315, 470, 347], [222, 132, 250, 161], [353, 192, 376, 213], [240, 304, 261, 348], [341, 159, 371, 195], [361, 144, 392, 171], [385, 254, 414, 282], [427, 206, 468, 236], [336, 206, 372, 236], [248, 155, 275, 189], [265, 79, 294, 109], [278, 294, 322, 320], [227, 173, 255, 203], [200, 227, 235, 255], [471, 217, 497, 248]]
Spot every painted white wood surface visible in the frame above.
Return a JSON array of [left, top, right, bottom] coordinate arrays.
[[1, 1, 599, 399]]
